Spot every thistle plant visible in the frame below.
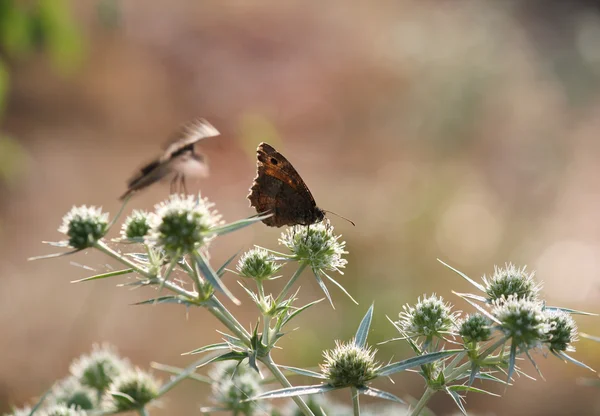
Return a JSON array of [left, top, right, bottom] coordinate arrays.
[[120, 210, 155, 241], [20, 194, 598, 416], [102, 369, 161, 412]]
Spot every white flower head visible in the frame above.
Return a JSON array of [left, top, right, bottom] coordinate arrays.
[[279, 222, 348, 273], [58, 205, 109, 249], [146, 194, 223, 255]]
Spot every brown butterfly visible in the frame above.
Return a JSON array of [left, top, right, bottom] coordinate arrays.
[[248, 142, 354, 227], [120, 118, 220, 200]]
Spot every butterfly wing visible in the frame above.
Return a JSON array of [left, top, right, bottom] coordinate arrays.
[[247, 142, 323, 227], [120, 158, 172, 200], [161, 118, 220, 162]]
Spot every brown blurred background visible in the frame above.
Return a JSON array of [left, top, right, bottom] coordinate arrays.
[[1, 0, 600, 415]]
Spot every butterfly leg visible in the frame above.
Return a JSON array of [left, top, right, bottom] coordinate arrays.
[[304, 224, 310, 243], [181, 174, 188, 195], [170, 173, 179, 194]]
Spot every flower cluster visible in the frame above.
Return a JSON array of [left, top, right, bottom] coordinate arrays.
[[103, 368, 160, 412], [69, 344, 130, 392], [483, 263, 540, 303], [58, 205, 109, 249], [120, 210, 155, 240], [458, 313, 492, 344], [320, 340, 381, 387], [236, 248, 281, 280], [279, 222, 347, 273], [398, 294, 459, 338], [544, 309, 578, 353], [147, 194, 222, 255], [50, 377, 96, 411], [492, 295, 548, 349], [208, 362, 264, 415]]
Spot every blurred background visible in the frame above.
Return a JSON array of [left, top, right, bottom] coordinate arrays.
[[1, 0, 600, 414]]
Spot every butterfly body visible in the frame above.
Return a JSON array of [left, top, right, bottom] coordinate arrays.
[[120, 119, 219, 200], [248, 142, 325, 227]]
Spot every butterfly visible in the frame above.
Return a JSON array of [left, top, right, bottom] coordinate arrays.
[[248, 142, 354, 228], [120, 118, 220, 200]]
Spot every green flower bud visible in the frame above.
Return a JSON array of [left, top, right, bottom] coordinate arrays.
[[398, 294, 459, 338], [279, 222, 347, 273], [51, 377, 96, 410], [148, 194, 222, 255], [104, 368, 160, 411], [493, 296, 547, 349], [320, 340, 381, 388], [120, 210, 154, 240], [458, 314, 492, 344], [545, 310, 578, 353], [58, 206, 109, 249], [209, 362, 263, 415], [236, 248, 281, 280], [69, 344, 129, 392], [483, 264, 540, 303]]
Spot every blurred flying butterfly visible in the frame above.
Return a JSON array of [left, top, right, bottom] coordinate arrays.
[[120, 118, 220, 200], [247, 142, 354, 227]]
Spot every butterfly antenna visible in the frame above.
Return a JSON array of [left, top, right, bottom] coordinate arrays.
[[323, 210, 356, 226]]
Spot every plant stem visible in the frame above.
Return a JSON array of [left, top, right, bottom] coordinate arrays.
[[409, 387, 435, 416], [259, 354, 315, 416], [137, 407, 149, 416], [352, 387, 360, 416], [276, 263, 307, 303], [94, 241, 197, 299], [96, 241, 252, 345], [207, 296, 252, 344], [256, 280, 265, 300]]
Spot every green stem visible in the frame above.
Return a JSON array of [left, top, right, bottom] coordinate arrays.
[[276, 263, 307, 303], [96, 241, 252, 345], [188, 257, 203, 294], [94, 241, 196, 299], [207, 296, 252, 345], [352, 387, 360, 416], [259, 354, 315, 416], [409, 387, 435, 416], [256, 280, 265, 300], [137, 407, 149, 416], [262, 315, 270, 346]]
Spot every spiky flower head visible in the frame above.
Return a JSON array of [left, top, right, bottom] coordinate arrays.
[[212, 373, 262, 414], [483, 264, 541, 303], [120, 210, 155, 240], [279, 222, 347, 273], [320, 340, 381, 387], [58, 206, 109, 249], [6, 406, 32, 416], [50, 377, 96, 410], [398, 294, 459, 338], [103, 368, 160, 412], [69, 344, 129, 392], [544, 309, 578, 353], [209, 362, 263, 415], [458, 314, 492, 344], [236, 248, 282, 281], [492, 296, 548, 348], [147, 194, 222, 256], [39, 404, 87, 416]]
